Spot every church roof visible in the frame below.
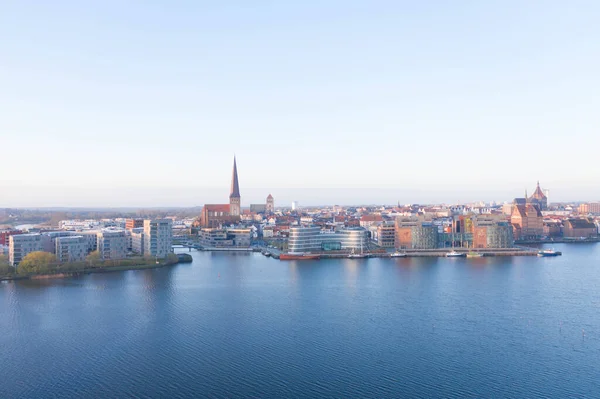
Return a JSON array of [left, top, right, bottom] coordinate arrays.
[[530, 181, 547, 200], [267, 194, 273, 199], [513, 204, 542, 218], [204, 204, 230, 212], [230, 156, 241, 199], [565, 218, 596, 229]]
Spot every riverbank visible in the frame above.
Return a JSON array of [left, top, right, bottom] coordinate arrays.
[[261, 247, 539, 260], [0, 259, 182, 282], [516, 238, 600, 244]]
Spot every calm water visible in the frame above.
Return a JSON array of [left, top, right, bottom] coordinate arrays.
[[2, 244, 600, 398]]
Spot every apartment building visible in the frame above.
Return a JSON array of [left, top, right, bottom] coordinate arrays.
[[143, 219, 173, 258], [96, 229, 128, 260], [55, 236, 87, 263], [9, 233, 42, 266]]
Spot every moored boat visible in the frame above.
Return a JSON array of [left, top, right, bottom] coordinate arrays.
[[347, 252, 368, 259], [537, 249, 562, 257], [390, 251, 407, 258], [446, 251, 466, 258], [466, 252, 483, 258]]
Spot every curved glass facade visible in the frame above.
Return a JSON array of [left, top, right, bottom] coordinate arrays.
[[288, 226, 368, 253], [288, 226, 322, 253]]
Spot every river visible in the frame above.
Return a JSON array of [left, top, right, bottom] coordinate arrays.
[[1, 243, 600, 398]]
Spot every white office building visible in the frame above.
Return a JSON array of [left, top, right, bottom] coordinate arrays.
[[41, 231, 75, 253], [55, 236, 87, 263], [96, 229, 128, 260], [131, 228, 144, 255], [144, 219, 173, 258], [9, 233, 42, 266], [79, 230, 99, 252], [288, 226, 368, 253]]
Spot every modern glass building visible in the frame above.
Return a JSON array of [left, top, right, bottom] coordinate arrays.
[[486, 222, 514, 248], [288, 226, 322, 253], [288, 226, 368, 253]]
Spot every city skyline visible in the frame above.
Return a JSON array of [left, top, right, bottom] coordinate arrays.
[[2, 1, 600, 206], [2, 177, 598, 208]]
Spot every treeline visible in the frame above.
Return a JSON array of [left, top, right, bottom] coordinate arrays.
[[0, 251, 179, 278], [1, 208, 201, 227]]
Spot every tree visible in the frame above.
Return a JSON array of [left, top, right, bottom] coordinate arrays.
[[86, 250, 102, 267], [0, 255, 14, 276], [18, 251, 57, 274], [166, 253, 179, 265]]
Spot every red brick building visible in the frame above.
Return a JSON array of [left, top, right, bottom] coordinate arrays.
[[511, 203, 543, 239], [0, 230, 23, 246], [125, 219, 144, 230], [198, 157, 242, 228], [563, 219, 598, 238]]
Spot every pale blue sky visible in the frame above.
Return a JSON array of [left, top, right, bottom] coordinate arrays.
[[1, 1, 599, 207]]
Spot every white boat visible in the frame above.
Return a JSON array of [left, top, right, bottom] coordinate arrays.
[[348, 252, 368, 259], [348, 241, 368, 259], [446, 250, 466, 258], [390, 251, 407, 258]]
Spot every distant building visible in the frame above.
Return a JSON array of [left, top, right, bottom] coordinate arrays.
[[528, 182, 548, 210], [41, 231, 74, 253], [250, 204, 267, 213], [0, 229, 23, 246], [543, 221, 562, 238], [266, 194, 274, 213], [97, 229, 127, 260], [199, 157, 242, 227], [578, 203, 600, 215], [397, 215, 514, 249], [59, 219, 101, 230], [229, 157, 241, 216], [198, 227, 251, 247], [79, 230, 99, 253], [292, 201, 298, 211], [376, 222, 396, 248], [9, 233, 42, 266], [472, 218, 514, 249], [227, 228, 252, 247], [55, 236, 87, 263], [125, 219, 144, 230], [511, 203, 543, 240], [144, 219, 173, 258], [395, 218, 438, 249], [359, 214, 383, 229], [131, 228, 144, 255], [563, 219, 597, 238], [287, 226, 368, 253], [199, 228, 232, 247]]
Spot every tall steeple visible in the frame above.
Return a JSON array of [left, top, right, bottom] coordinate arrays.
[[229, 156, 241, 217], [230, 156, 241, 199]]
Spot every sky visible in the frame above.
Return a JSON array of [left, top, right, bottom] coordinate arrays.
[[1, 1, 599, 207]]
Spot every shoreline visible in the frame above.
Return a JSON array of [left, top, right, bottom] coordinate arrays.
[[0, 261, 177, 282]]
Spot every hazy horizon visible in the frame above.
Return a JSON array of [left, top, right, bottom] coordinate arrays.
[[2, 1, 599, 206], [1, 183, 598, 209]]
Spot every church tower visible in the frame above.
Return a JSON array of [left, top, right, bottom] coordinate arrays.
[[266, 194, 274, 213], [229, 156, 241, 216]]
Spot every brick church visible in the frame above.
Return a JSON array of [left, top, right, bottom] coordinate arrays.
[[198, 157, 242, 228]]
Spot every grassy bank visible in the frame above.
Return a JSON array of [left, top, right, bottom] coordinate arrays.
[[0, 255, 180, 281]]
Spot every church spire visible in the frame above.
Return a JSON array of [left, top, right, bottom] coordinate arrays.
[[230, 156, 241, 199]]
